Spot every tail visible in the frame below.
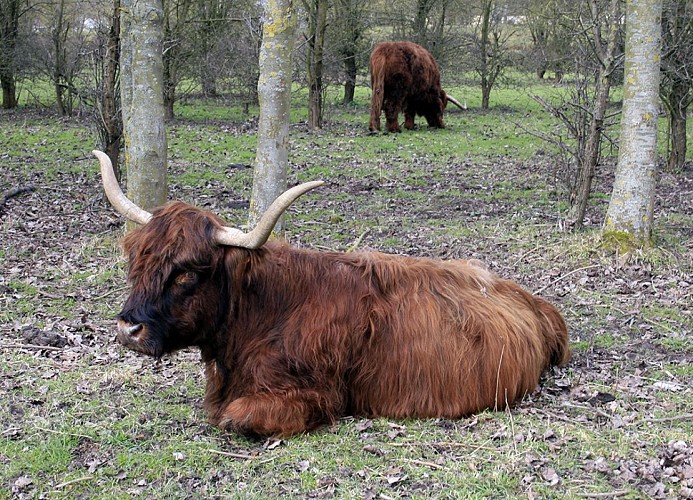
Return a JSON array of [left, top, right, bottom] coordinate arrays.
[[369, 57, 386, 132], [536, 298, 571, 367]]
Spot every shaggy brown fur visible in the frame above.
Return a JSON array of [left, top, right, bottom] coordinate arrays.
[[369, 41, 450, 133], [116, 201, 570, 437]]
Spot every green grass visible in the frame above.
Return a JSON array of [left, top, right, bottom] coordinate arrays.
[[1, 76, 691, 499]]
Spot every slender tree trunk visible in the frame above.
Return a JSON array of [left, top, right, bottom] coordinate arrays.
[[413, 0, 434, 47], [1, 74, 15, 108], [0, 0, 20, 109], [120, 0, 168, 231], [568, 70, 613, 227], [567, 0, 621, 228], [604, 0, 662, 245], [667, 82, 688, 171], [342, 53, 356, 105], [249, 0, 296, 234], [479, 0, 492, 110], [102, 0, 122, 181], [53, 0, 67, 116], [307, 0, 327, 129]]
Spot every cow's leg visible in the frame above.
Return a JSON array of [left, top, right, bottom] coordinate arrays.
[[382, 98, 402, 133], [403, 106, 416, 130], [217, 389, 340, 437]]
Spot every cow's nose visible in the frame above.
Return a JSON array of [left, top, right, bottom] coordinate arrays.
[[117, 319, 143, 337]]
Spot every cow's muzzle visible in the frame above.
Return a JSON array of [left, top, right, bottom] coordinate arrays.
[[116, 319, 155, 355]]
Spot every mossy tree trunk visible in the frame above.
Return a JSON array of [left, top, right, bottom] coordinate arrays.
[[249, 0, 296, 235], [120, 0, 168, 231], [603, 0, 663, 245]]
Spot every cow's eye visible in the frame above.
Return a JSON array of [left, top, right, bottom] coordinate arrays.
[[175, 271, 198, 286]]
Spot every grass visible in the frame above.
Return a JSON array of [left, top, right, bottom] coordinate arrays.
[[1, 78, 692, 498]]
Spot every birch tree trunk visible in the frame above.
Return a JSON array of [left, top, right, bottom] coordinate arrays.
[[249, 0, 296, 234], [603, 0, 662, 245], [120, 0, 168, 231]]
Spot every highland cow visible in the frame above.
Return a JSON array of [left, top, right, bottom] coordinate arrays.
[[369, 41, 466, 133], [94, 150, 569, 437]]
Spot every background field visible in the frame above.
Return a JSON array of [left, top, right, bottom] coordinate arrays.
[[1, 83, 692, 498]]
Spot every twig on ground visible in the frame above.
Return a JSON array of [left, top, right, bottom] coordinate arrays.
[[208, 449, 256, 460], [643, 413, 693, 424], [0, 185, 36, 209], [401, 458, 447, 470], [534, 265, 601, 294], [577, 490, 630, 498], [35, 426, 94, 441], [0, 343, 64, 352], [390, 441, 498, 452], [54, 476, 94, 489]]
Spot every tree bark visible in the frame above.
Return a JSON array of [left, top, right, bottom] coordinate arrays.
[[479, 0, 492, 110], [249, 0, 296, 235], [0, 0, 20, 109], [567, 0, 622, 228], [667, 81, 688, 172], [306, 0, 327, 129], [102, 0, 122, 181], [660, 0, 691, 172], [120, 0, 168, 231], [603, 0, 663, 245]]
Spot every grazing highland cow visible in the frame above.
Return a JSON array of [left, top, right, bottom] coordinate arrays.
[[95, 150, 569, 438], [369, 41, 466, 133]]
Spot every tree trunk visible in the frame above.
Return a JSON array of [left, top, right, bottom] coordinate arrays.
[[479, 0, 491, 110], [0, 0, 20, 109], [120, 0, 168, 231], [249, 0, 296, 235], [1, 75, 15, 108], [568, 70, 612, 227], [604, 0, 662, 245], [342, 53, 356, 105], [100, 0, 122, 182], [307, 0, 327, 129], [567, 0, 621, 228], [667, 84, 688, 172], [660, 0, 691, 172], [53, 0, 68, 116]]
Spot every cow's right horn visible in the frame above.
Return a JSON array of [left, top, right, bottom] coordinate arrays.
[[447, 95, 467, 111], [94, 150, 153, 225]]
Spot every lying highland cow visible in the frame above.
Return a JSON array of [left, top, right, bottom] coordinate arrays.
[[95, 150, 569, 437], [369, 41, 466, 133]]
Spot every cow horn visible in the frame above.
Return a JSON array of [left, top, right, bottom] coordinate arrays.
[[94, 149, 323, 249], [93, 150, 153, 225], [214, 180, 325, 248], [447, 95, 467, 111]]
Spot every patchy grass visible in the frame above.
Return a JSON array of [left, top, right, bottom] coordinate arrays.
[[1, 83, 691, 498]]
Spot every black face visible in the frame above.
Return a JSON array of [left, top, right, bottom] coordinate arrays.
[[115, 201, 232, 358], [115, 265, 225, 358]]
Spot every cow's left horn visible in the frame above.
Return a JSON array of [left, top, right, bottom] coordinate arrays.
[[93, 150, 153, 225], [215, 180, 325, 249]]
